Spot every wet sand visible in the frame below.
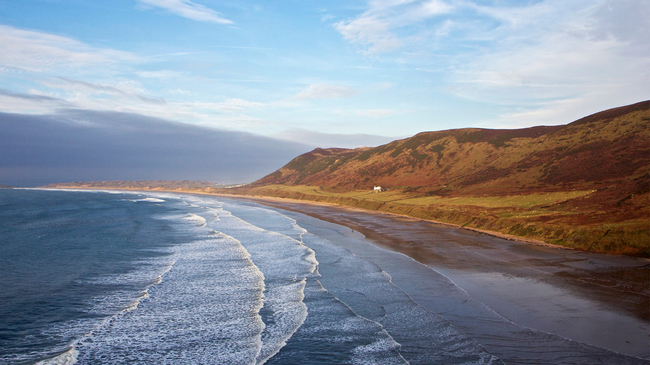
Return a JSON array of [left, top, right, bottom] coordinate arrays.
[[225, 195, 650, 361]]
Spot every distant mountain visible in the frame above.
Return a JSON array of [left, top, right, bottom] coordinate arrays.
[[254, 100, 649, 202]]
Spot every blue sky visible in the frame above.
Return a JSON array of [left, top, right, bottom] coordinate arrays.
[[0, 0, 648, 148]]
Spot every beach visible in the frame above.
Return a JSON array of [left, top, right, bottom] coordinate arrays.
[[227, 195, 650, 362], [5, 189, 648, 364]]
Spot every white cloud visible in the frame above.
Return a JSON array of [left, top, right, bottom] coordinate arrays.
[[292, 84, 358, 100], [590, 0, 650, 57], [355, 108, 398, 117], [167, 88, 192, 95], [334, 0, 453, 54], [42, 77, 165, 105], [137, 0, 233, 24], [335, 16, 403, 54], [207, 98, 264, 112], [419, 0, 453, 17], [275, 129, 395, 148], [0, 88, 70, 114], [0, 26, 273, 132], [335, 0, 649, 130], [136, 70, 183, 79], [446, 0, 650, 126], [0, 25, 137, 72]]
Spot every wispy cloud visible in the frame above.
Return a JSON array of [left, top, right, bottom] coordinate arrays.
[[275, 128, 395, 148], [0, 88, 71, 114], [136, 70, 184, 79], [292, 84, 358, 100], [0, 24, 267, 128], [51, 77, 165, 104], [336, 0, 649, 126], [0, 25, 137, 72], [448, 0, 650, 124], [0, 88, 65, 103], [355, 108, 398, 117], [137, 0, 233, 24], [334, 0, 453, 54]]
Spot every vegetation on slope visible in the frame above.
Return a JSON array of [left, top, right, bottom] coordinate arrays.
[[238, 101, 650, 256]]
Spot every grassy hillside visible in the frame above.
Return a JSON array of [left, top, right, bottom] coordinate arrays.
[[237, 101, 650, 256]]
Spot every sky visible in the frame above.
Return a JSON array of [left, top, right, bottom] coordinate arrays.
[[0, 0, 648, 185]]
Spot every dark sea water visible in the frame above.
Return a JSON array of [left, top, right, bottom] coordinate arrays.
[[0, 189, 645, 364]]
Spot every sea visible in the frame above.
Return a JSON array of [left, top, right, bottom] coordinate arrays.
[[0, 189, 646, 365]]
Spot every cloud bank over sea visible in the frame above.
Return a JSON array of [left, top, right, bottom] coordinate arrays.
[[0, 110, 310, 186]]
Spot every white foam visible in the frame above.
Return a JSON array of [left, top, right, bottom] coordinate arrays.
[[203, 205, 318, 365], [34, 347, 79, 365], [69, 220, 267, 364], [123, 259, 176, 313], [127, 197, 166, 203], [299, 231, 502, 364], [184, 213, 207, 227]]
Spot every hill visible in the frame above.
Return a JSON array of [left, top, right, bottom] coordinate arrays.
[[238, 101, 650, 256], [254, 101, 649, 194]]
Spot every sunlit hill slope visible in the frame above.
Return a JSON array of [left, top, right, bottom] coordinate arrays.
[[242, 101, 650, 255]]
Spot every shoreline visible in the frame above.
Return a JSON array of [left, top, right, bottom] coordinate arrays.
[[234, 195, 650, 360], [44, 186, 570, 252], [220, 193, 567, 248], [40, 187, 650, 359]]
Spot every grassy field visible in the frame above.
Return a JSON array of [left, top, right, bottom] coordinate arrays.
[[252, 184, 594, 208], [235, 184, 649, 257]]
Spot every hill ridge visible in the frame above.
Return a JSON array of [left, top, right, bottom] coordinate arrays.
[[254, 100, 649, 194], [242, 100, 650, 256]]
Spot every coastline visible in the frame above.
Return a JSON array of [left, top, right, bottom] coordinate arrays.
[[48, 184, 650, 257], [218, 193, 563, 247], [234, 195, 650, 360], [45, 186, 564, 250], [41, 187, 650, 360]]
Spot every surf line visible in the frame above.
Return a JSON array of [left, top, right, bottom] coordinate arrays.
[[211, 206, 318, 365], [34, 256, 178, 365]]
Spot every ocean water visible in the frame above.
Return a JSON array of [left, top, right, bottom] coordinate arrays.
[[0, 189, 644, 364], [0, 189, 498, 364]]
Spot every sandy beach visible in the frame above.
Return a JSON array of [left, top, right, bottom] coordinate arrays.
[[222, 195, 650, 362]]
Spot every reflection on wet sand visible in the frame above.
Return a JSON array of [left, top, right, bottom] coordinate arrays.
[[242, 197, 649, 361]]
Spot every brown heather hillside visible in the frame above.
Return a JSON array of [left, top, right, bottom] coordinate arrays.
[[243, 100, 650, 256], [254, 101, 649, 195]]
